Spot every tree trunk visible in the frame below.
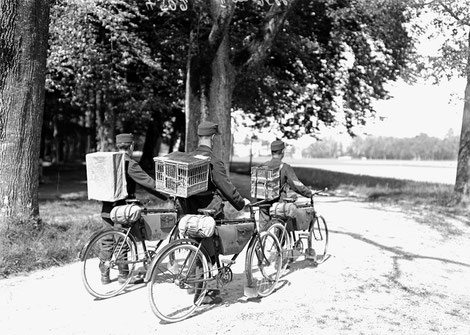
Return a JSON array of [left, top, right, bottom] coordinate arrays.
[[0, 0, 50, 222], [207, 32, 236, 172], [454, 31, 470, 202], [96, 89, 107, 152], [140, 110, 163, 171], [184, 1, 235, 172], [184, 30, 202, 153]]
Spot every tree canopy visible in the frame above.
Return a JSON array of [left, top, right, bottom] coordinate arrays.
[[233, 0, 413, 138], [43, 0, 414, 163]]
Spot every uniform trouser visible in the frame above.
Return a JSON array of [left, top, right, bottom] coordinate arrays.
[[200, 237, 217, 265], [258, 206, 271, 232], [99, 217, 129, 277]]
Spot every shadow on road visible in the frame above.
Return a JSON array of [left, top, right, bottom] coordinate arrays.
[[329, 228, 470, 269]]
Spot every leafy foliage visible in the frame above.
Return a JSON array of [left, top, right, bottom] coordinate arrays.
[[45, 0, 187, 157], [231, 0, 413, 138], [411, 0, 470, 81]]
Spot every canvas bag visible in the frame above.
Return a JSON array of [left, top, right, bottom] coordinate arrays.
[[178, 215, 216, 238], [269, 202, 297, 219], [293, 207, 314, 231], [215, 222, 255, 255], [142, 212, 177, 241]]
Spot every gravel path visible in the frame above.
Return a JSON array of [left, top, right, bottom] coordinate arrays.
[[1, 197, 469, 335]]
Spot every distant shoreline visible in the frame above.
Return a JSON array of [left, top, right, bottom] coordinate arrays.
[[232, 156, 457, 185]]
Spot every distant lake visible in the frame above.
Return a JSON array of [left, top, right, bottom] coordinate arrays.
[[232, 157, 457, 185]]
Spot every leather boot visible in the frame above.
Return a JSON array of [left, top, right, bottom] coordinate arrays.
[[118, 264, 129, 284], [99, 261, 111, 285]]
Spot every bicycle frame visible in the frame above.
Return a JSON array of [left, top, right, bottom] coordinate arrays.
[[145, 199, 277, 285]]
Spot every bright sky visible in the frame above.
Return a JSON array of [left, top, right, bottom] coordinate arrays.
[[363, 78, 464, 138]]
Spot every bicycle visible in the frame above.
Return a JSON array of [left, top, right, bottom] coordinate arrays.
[[79, 199, 180, 299], [267, 189, 329, 271], [146, 199, 283, 323]]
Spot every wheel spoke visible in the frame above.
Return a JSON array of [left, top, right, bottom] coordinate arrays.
[[81, 230, 137, 299], [245, 232, 282, 297], [148, 243, 209, 323]]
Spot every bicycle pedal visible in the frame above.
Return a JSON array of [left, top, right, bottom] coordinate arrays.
[[135, 266, 146, 275]]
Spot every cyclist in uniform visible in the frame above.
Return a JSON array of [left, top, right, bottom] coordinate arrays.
[[178, 121, 249, 304], [257, 140, 312, 231], [100, 133, 168, 285]]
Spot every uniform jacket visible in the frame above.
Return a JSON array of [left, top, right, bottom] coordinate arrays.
[[262, 157, 312, 199], [101, 153, 167, 218], [179, 145, 245, 217]]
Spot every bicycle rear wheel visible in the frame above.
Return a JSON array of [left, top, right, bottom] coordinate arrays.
[[267, 220, 293, 271], [148, 242, 209, 323], [245, 231, 282, 297], [81, 229, 137, 299], [308, 215, 328, 264]]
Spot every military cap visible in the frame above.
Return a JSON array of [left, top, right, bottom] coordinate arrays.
[[197, 121, 220, 136], [116, 133, 134, 143], [271, 140, 285, 151]]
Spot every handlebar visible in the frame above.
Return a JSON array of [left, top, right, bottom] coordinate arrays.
[[311, 188, 329, 198], [246, 198, 272, 208]]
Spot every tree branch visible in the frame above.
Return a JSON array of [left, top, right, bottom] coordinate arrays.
[[438, 0, 470, 26], [207, 0, 235, 57], [241, 0, 299, 70]]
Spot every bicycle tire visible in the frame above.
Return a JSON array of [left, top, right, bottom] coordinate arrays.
[[148, 242, 209, 323], [245, 231, 282, 297], [81, 229, 138, 299], [308, 215, 328, 264], [267, 220, 293, 271]]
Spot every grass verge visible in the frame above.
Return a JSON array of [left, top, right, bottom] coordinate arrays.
[[0, 200, 102, 278]]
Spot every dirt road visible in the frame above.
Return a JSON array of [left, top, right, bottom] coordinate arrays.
[[1, 197, 469, 335]]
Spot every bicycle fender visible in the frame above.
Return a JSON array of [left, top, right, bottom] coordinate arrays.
[[78, 227, 128, 261]]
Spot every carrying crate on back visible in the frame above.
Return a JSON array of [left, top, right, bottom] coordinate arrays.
[[85, 152, 127, 202], [154, 152, 210, 198], [250, 166, 280, 200]]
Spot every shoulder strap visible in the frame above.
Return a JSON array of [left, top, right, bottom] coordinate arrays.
[[279, 163, 285, 193]]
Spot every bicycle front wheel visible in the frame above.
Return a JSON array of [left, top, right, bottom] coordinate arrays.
[[308, 215, 328, 264], [81, 229, 137, 299], [267, 220, 293, 271], [148, 242, 209, 323], [245, 231, 282, 297]]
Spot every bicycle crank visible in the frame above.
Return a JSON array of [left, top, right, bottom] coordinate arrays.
[[216, 266, 233, 287]]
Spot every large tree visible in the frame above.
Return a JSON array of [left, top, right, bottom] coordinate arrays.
[[0, 0, 50, 222], [411, 0, 470, 202], [179, 0, 412, 169]]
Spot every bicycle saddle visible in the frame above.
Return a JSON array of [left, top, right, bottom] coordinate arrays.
[[126, 199, 142, 205], [198, 208, 216, 216], [283, 197, 296, 203]]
